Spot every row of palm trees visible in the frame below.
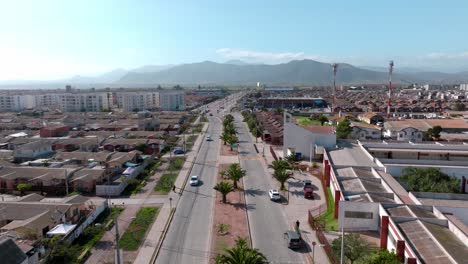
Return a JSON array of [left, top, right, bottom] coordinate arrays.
[[214, 163, 246, 203], [220, 114, 238, 151]]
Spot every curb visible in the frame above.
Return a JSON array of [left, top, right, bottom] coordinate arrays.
[[150, 208, 176, 264]]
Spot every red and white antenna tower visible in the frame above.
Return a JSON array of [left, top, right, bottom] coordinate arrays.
[[332, 63, 338, 113], [387, 60, 394, 119]]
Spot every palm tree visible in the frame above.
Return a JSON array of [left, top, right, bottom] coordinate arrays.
[[220, 132, 232, 145], [226, 163, 246, 189], [268, 160, 291, 172], [224, 122, 236, 135], [214, 181, 234, 203], [224, 114, 235, 123], [215, 237, 267, 264], [226, 135, 238, 151], [273, 169, 294, 191]]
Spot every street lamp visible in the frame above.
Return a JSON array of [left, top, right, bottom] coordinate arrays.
[[169, 197, 173, 209]]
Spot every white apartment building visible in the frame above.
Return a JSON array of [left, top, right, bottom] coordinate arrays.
[[0, 94, 36, 111], [56, 92, 109, 112], [117, 92, 160, 112], [159, 91, 185, 111]]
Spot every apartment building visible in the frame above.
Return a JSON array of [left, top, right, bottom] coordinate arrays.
[[0, 94, 35, 112], [159, 91, 185, 111], [117, 91, 160, 112], [56, 92, 109, 112]]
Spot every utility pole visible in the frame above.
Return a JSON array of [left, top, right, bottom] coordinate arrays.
[[387, 60, 394, 119], [332, 63, 339, 113], [114, 203, 122, 264]]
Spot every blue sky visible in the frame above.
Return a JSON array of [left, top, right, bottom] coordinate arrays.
[[1, 0, 468, 79]]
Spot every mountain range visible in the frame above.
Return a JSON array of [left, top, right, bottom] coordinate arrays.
[[1, 60, 468, 88]]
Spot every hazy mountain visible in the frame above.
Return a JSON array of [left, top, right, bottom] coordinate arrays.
[[225, 60, 250, 65], [117, 60, 468, 86], [69, 68, 128, 83], [131, 64, 175, 73], [360, 66, 427, 74], [118, 60, 405, 86]]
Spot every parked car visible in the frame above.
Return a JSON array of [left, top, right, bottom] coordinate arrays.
[[269, 189, 281, 201], [303, 180, 312, 189], [304, 185, 313, 199], [173, 149, 185, 155], [209, 113, 213, 116], [190, 175, 199, 186], [284, 230, 303, 249]]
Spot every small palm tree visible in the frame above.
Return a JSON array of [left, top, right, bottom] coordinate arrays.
[[227, 163, 246, 189], [226, 135, 238, 151], [224, 122, 236, 135], [224, 114, 235, 123], [215, 237, 267, 264], [214, 181, 234, 203], [268, 160, 291, 172], [273, 169, 294, 191]]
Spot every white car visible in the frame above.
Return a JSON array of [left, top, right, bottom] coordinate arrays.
[[269, 189, 281, 201], [206, 135, 212, 141], [190, 175, 199, 186]]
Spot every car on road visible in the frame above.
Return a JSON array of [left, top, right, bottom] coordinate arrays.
[[304, 185, 313, 199], [269, 189, 281, 201], [190, 175, 199, 186], [284, 230, 303, 249], [206, 135, 212, 141], [303, 180, 312, 189], [173, 149, 185, 155], [209, 113, 213, 116]]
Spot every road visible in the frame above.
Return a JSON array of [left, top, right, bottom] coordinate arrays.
[[236, 113, 304, 264], [156, 96, 237, 264]]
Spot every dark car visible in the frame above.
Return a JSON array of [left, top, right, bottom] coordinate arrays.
[[284, 230, 302, 249], [173, 149, 185, 155]]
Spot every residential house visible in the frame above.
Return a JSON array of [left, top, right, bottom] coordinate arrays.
[[383, 126, 423, 142], [39, 124, 69, 137], [349, 122, 382, 140], [13, 140, 56, 163], [358, 112, 384, 124]]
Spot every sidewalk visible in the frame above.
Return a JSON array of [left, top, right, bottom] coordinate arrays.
[[133, 122, 209, 264]]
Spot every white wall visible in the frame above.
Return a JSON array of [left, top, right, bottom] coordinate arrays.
[[283, 122, 336, 159]]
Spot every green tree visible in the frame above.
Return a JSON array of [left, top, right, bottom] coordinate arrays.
[[215, 237, 267, 264], [214, 181, 234, 203], [332, 234, 370, 264], [273, 169, 294, 191], [268, 160, 291, 172], [358, 250, 400, 264], [317, 114, 329, 125], [226, 163, 246, 189], [401, 167, 460, 193], [224, 122, 237, 136], [17, 183, 32, 195], [220, 132, 232, 146], [44, 239, 80, 264], [224, 114, 235, 123], [336, 119, 352, 139], [275, 107, 284, 115], [226, 135, 239, 151], [135, 143, 147, 152]]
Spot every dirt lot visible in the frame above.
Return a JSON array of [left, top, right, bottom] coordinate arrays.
[[210, 163, 250, 262]]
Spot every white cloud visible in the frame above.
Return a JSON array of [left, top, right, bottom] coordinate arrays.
[[216, 48, 327, 63]]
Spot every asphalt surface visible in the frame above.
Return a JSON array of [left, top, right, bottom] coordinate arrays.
[[235, 114, 304, 264], [156, 98, 234, 264]]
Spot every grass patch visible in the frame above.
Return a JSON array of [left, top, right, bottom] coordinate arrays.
[[293, 116, 322, 126], [168, 157, 185, 171], [317, 187, 338, 231], [119, 207, 159, 251], [187, 135, 198, 143], [154, 173, 177, 193]]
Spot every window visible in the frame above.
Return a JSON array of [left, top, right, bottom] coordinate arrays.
[[344, 211, 373, 219]]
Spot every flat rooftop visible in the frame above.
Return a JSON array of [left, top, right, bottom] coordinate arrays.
[[327, 142, 376, 167]]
